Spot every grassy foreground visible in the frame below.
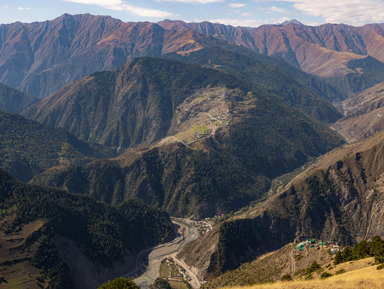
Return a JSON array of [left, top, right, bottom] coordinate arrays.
[[224, 263, 384, 289]]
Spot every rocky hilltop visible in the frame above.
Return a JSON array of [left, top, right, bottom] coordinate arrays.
[[165, 45, 343, 122]]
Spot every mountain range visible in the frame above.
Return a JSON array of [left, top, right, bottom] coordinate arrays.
[[0, 14, 220, 98], [159, 20, 384, 92], [22, 52, 342, 151], [2, 14, 384, 98], [27, 56, 344, 218], [2, 12, 384, 289]]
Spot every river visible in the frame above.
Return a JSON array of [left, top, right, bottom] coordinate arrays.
[[125, 218, 200, 289]]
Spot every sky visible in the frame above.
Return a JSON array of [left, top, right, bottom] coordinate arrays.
[[1, 0, 384, 27]]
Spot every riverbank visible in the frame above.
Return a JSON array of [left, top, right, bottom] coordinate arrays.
[[125, 218, 199, 288]]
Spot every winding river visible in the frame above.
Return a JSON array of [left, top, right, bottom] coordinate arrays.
[[125, 218, 200, 289]]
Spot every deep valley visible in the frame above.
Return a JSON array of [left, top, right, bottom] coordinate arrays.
[[1, 12, 384, 289]]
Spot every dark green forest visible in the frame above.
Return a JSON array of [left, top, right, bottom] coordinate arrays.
[[0, 110, 116, 181], [0, 168, 174, 289], [30, 57, 345, 219]]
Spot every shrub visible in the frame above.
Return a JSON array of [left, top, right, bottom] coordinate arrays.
[[281, 274, 292, 281], [377, 264, 384, 270], [305, 274, 313, 280], [306, 261, 321, 274], [295, 255, 303, 261], [335, 269, 346, 275], [294, 269, 305, 276], [320, 272, 333, 279]]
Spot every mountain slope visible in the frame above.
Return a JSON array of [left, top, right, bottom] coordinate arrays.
[[165, 45, 343, 122], [221, 257, 384, 289], [0, 168, 173, 289], [23, 57, 250, 149], [332, 81, 384, 142], [177, 130, 384, 281], [0, 14, 220, 98], [159, 20, 384, 94], [0, 110, 116, 182], [29, 57, 344, 218], [2, 14, 384, 98], [0, 83, 38, 113], [23, 57, 344, 150]]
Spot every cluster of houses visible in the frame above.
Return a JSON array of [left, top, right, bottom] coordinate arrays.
[[162, 258, 192, 282], [196, 220, 213, 235], [296, 238, 340, 254], [208, 110, 232, 126], [186, 109, 232, 145]]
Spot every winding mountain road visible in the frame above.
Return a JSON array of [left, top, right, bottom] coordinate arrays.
[[125, 218, 199, 288]]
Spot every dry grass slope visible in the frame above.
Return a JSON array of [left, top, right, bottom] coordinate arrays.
[[224, 262, 384, 289]]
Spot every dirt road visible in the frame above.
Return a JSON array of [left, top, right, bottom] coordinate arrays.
[[169, 252, 202, 288], [289, 249, 296, 275]]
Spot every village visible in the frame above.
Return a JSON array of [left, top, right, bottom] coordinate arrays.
[[195, 219, 213, 235], [186, 110, 233, 144], [194, 213, 231, 235], [159, 258, 192, 289], [295, 238, 340, 255]]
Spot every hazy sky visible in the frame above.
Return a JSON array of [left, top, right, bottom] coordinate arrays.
[[1, 0, 384, 27]]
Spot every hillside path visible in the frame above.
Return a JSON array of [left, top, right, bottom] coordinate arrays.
[[289, 250, 296, 275]]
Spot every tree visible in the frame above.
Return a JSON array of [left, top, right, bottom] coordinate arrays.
[[334, 250, 343, 265], [98, 278, 139, 289], [369, 236, 384, 263], [341, 246, 353, 262], [150, 278, 171, 289], [353, 240, 370, 259]]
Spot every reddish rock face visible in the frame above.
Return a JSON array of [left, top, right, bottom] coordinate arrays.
[[0, 14, 219, 98], [2, 14, 384, 98], [159, 20, 384, 78]]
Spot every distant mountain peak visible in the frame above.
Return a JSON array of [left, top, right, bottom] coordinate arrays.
[[280, 19, 305, 26]]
